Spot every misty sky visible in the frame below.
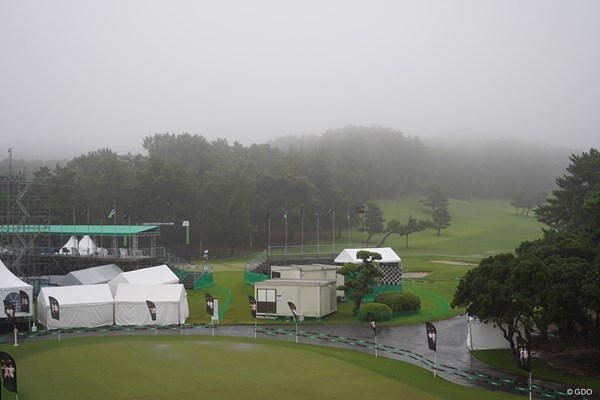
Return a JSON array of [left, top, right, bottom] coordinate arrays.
[[1, 1, 599, 160]]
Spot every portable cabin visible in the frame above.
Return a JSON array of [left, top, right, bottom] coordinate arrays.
[[271, 264, 345, 299], [254, 278, 337, 320]]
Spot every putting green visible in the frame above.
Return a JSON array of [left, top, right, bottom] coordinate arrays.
[[4, 335, 521, 400]]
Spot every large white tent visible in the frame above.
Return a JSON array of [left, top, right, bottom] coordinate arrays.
[[0, 259, 33, 319], [335, 247, 403, 296], [37, 284, 114, 329], [108, 264, 179, 295], [58, 264, 123, 286], [334, 247, 401, 264], [114, 284, 189, 326]]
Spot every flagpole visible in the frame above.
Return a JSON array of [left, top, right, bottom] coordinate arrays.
[[284, 205, 288, 255], [267, 206, 271, 258], [332, 207, 335, 254], [529, 372, 532, 400], [347, 206, 350, 247], [300, 205, 304, 256], [316, 212, 320, 259]]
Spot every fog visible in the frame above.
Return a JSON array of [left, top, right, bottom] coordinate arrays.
[[1, 1, 598, 161]]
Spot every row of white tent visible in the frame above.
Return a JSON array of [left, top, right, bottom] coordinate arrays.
[[37, 264, 188, 329], [0, 260, 189, 329], [59, 235, 99, 255], [37, 283, 189, 329]]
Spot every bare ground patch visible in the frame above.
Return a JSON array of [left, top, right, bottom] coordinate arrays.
[[429, 260, 478, 266], [403, 272, 429, 278]]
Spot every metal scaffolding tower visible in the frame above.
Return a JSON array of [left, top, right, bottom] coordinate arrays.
[[0, 173, 52, 277]]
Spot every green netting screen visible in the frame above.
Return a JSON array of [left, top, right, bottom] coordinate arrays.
[[193, 273, 213, 289], [244, 271, 268, 285]]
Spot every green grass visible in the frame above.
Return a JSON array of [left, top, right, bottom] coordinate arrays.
[[4, 335, 523, 400], [471, 349, 600, 390], [183, 197, 546, 325], [369, 197, 545, 258]]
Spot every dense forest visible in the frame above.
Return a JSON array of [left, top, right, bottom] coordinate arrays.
[[0, 126, 576, 256]]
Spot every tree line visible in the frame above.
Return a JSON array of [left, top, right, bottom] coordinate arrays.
[[452, 148, 600, 358], [5, 125, 577, 256]]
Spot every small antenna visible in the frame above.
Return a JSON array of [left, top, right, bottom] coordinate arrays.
[[8, 147, 13, 177]]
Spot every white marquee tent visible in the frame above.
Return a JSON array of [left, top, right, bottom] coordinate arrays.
[[108, 264, 179, 295], [334, 247, 401, 264], [37, 284, 114, 329], [58, 264, 123, 286], [114, 284, 189, 326], [467, 317, 517, 350], [59, 235, 79, 254], [78, 235, 98, 256], [0, 259, 33, 318]]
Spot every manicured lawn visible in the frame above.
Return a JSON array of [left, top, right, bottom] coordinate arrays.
[[184, 197, 547, 326], [4, 335, 524, 400]]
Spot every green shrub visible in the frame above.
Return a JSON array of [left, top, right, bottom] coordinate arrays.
[[357, 302, 393, 321], [375, 291, 421, 312]]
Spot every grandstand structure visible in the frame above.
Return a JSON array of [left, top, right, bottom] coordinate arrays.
[[0, 174, 165, 281]]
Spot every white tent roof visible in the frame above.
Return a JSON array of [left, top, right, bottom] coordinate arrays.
[[61, 235, 79, 250], [113, 283, 189, 325], [37, 284, 114, 329], [38, 284, 114, 306], [78, 235, 97, 253], [0, 259, 32, 291], [334, 247, 401, 264], [58, 264, 123, 286], [108, 265, 179, 294], [114, 283, 186, 303], [0, 259, 33, 317]]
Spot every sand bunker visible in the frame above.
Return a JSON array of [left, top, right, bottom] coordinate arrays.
[[403, 272, 429, 278]]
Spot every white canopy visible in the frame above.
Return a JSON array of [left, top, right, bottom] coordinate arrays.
[[114, 284, 189, 326], [59, 235, 79, 254], [78, 235, 98, 255], [37, 284, 114, 329], [108, 265, 179, 294], [58, 264, 123, 286], [335, 247, 401, 264], [0, 259, 33, 317]]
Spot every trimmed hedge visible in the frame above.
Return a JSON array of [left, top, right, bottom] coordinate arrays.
[[357, 303, 393, 322], [374, 291, 421, 312]]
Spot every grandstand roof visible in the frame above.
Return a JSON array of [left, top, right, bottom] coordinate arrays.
[[0, 224, 159, 237]]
